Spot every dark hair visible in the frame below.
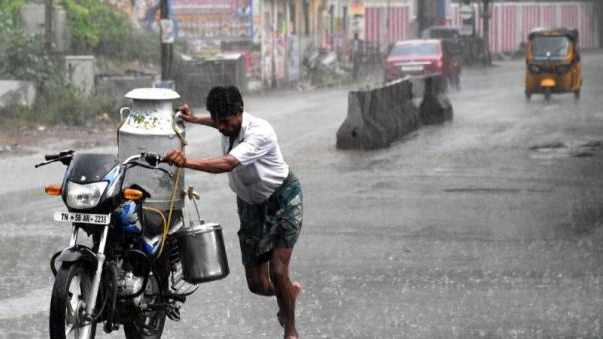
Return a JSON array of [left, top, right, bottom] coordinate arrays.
[[206, 85, 244, 122]]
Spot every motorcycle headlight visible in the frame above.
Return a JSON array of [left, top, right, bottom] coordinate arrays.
[[66, 181, 108, 209], [529, 64, 540, 73]]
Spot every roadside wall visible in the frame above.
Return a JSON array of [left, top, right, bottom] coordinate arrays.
[[0, 81, 36, 108], [363, 2, 598, 54], [96, 76, 154, 102], [451, 2, 599, 53]]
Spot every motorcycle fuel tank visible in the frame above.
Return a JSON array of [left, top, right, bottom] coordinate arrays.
[[118, 88, 185, 211]]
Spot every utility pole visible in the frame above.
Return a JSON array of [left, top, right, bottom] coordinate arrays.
[[45, 0, 53, 52], [385, 0, 391, 47], [160, 0, 173, 81], [417, 0, 425, 37], [481, 0, 491, 65], [596, 1, 603, 48]]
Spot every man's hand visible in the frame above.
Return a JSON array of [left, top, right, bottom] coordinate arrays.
[[162, 150, 187, 168], [176, 104, 197, 123]]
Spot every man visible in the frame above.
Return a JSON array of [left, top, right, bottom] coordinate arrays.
[[163, 85, 303, 339]]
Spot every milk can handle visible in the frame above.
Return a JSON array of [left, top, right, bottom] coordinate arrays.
[[119, 107, 131, 122]]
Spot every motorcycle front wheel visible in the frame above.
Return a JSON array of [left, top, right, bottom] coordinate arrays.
[[123, 273, 167, 339], [50, 262, 97, 339]]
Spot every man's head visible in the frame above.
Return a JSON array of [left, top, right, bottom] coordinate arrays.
[[206, 85, 244, 138]]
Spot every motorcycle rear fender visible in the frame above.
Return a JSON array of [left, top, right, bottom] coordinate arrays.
[[58, 245, 98, 267]]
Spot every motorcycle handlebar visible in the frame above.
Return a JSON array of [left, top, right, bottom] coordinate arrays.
[[37, 150, 75, 168], [44, 153, 59, 161], [44, 150, 74, 161], [142, 152, 161, 167], [123, 152, 172, 178]]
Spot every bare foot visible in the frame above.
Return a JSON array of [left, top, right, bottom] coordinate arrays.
[[292, 281, 302, 297], [277, 282, 302, 327]]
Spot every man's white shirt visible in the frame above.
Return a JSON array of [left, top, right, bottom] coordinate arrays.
[[223, 112, 289, 204]]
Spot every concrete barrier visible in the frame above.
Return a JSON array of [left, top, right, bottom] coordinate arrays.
[[336, 75, 452, 150], [413, 76, 453, 125]]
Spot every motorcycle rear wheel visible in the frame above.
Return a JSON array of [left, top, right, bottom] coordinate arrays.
[[49, 262, 97, 339], [123, 274, 167, 339]]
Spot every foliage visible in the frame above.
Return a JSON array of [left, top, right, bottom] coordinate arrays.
[[0, 0, 29, 17], [59, 0, 159, 63], [0, 1, 158, 126], [0, 9, 67, 96], [30, 93, 118, 125]]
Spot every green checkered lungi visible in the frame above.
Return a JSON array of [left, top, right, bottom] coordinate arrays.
[[236, 172, 303, 266]]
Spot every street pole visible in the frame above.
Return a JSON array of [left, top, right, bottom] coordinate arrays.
[[45, 0, 53, 52], [385, 0, 390, 49], [596, 1, 603, 48], [482, 0, 491, 65], [160, 0, 173, 81], [417, 0, 424, 37], [271, 0, 277, 89]]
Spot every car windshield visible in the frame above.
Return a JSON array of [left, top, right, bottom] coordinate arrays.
[[389, 42, 440, 57], [531, 36, 570, 58]]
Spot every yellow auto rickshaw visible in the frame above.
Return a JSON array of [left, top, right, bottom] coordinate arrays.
[[525, 28, 582, 101]]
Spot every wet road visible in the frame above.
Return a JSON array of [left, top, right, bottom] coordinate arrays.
[[1, 52, 603, 338]]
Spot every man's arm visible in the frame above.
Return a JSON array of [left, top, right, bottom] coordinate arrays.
[[193, 115, 217, 128], [163, 150, 239, 173], [178, 104, 217, 128], [184, 155, 240, 173]]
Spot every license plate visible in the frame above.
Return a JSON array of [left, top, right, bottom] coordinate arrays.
[[402, 65, 424, 71], [53, 211, 111, 225]]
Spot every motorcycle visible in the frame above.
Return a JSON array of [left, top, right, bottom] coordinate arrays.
[[37, 150, 223, 339], [300, 47, 347, 88]]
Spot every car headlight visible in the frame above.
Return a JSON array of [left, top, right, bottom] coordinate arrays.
[[529, 64, 540, 73], [66, 181, 108, 209]]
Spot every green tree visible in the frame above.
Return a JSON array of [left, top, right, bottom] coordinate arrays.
[[59, 0, 159, 62], [0, 4, 116, 125], [0, 0, 158, 125], [0, 9, 67, 97]]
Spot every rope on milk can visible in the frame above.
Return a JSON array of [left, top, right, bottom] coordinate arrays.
[[158, 120, 188, 257]]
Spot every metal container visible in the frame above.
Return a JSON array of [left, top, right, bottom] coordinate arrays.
[[176, 223, 229, 284], [118, 88, 185, 211]]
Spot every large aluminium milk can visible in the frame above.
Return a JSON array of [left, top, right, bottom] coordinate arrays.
[[118, 88, 185, 211]]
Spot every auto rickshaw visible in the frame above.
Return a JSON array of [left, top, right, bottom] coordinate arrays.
[[525, 28, 582, 101]]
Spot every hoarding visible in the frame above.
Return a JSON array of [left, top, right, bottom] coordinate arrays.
[[172, 0, 255, 40]]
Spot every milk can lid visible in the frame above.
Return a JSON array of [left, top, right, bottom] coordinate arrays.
[[125, 88, 181, 101]]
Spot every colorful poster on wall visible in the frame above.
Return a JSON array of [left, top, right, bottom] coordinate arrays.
[[350, 1, 365, 16], [109, 0, 259, 44], [261, 9, 273, 85], [171, 0, 255, 40], [287, 35, 299, 82], [261, 0, 288, 85]]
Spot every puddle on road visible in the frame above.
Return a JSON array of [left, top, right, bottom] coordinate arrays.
[[444, 187, 552, 194], [444, 188, 522, 194], [529, 140, 603, 159], [529, 142, 567, 151]]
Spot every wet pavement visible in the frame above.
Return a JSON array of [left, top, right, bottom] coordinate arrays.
[[1, 52, 603, 338]]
